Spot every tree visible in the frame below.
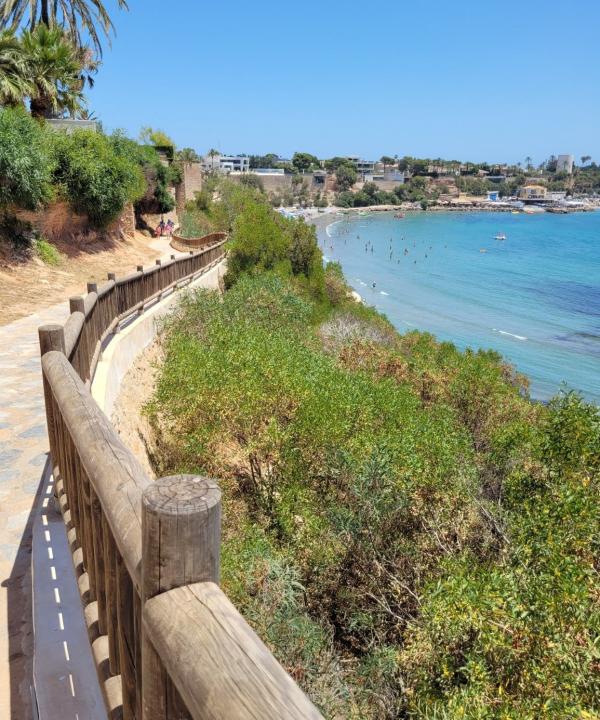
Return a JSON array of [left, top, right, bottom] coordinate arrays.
[[139, 126, 175, 148], [335, 164, 357, 191], [0, 30, 30, 104], [249, 153, 279, 169], [380, 155, 394, 172], [0, 0, 129, 58], [176, 147, 201, 163], [524, 156, 533, 171], [581, 155, 592, 167], [324, 156, 353, 173], [21, 25, 85, 118], [0, 106, 53, 210], [292, 152, 319, 173], [545, 154, 557, 173]]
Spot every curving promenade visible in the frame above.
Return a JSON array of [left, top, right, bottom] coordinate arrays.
[[0, 301, 71, 718], [0, 241, 212, 719]]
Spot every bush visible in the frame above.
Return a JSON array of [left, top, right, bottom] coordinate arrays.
[[34, 236, 61, 265], [179, 208, 213, 239], [148, 241, 600, 718], [50, 129, 146, 227], [224, 197, 325, 299], [0, 107, 54, 210]]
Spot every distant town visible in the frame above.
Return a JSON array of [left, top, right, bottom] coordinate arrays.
[[191, 149, 600, 213]]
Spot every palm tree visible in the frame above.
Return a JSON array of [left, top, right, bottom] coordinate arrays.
[[524, 156, 533, 172], [21, 24, 84, 118], [0, 29, 31, 104], [0, 0, 128, 57], [581, 155, 591, 167]]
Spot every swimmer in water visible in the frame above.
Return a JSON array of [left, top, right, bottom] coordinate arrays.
[[372, 282, 376, 289]]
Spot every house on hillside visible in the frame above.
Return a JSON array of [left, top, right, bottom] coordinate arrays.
[[202, 154, 250, 174], [519, 185, 547, 201]]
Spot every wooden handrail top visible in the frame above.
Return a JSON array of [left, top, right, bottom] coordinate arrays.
[[42, 350, 150, 591], [143, 581, 323, 720], [63, 311, 84, 358]]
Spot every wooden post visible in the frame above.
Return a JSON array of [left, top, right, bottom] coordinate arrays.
[[136, 265, 144, 272], [141, 475, 221, 720], [87, 282, 98, 294], [107, 272, 116, 281], [38, 326, 66, 491], [70, 296, 85, 314], [39, 324, 66, 356]]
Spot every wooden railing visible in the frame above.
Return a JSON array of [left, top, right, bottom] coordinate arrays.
[[170, 231, 227, 254], [38, 241, 323, 720]]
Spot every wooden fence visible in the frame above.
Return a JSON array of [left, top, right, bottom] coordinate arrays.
[[170, 231, 227, 254], [38, 240, 322, 720]]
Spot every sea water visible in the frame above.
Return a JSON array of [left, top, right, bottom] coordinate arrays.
[[318, 211, 600, 403]]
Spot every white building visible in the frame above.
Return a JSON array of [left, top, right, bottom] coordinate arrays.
[[347, 157, 376, 176], [556, 154, 574, 174], [202, 154, 250, 174]]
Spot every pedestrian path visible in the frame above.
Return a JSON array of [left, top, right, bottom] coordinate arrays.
[[0, 302, 69, 718], [0, 240, 188, 719]]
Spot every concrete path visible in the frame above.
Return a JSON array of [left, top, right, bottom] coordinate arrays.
[[0, 238, 188, 719], [0, 303, 69, 719]]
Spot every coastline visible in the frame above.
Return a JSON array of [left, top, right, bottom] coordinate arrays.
[[288, 200, 600, 227], [307, 208, 600, 404]]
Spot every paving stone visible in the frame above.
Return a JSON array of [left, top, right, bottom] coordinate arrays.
[[18, 425, 46, 440], [28, 452, 48, 467]]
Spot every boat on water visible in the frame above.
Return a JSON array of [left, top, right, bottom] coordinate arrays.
[[494, 233, 507, 240], [480, 248, 488, 253], [394, 212, 405, 219]]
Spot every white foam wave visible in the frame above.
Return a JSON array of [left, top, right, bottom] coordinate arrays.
[[325, 220, 343, 237], [494, 328, 527, 341], [380, 291, 389, 296]]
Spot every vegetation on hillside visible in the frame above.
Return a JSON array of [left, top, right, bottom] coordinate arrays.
[[147, 190, 600, 718], [0, 106, 180, 229]]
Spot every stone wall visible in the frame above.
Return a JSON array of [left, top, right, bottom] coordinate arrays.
[[176, 162, 203, 212]]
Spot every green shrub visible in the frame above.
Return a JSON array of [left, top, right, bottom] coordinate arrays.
[[0, 106, 53, 210], [149, 267, 599, 718], [179, 208, 213, 238], [34, 236, 61, 265], [50, 129, 146, 226]]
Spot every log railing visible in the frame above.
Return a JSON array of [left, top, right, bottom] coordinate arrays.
[[170, 231, 227, 254], [38, 241, 323, 720]]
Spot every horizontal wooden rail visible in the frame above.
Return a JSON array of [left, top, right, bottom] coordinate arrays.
[[38, 239, 323, 720], [170, 231, 227, 253], [144, 582, 323, 720]]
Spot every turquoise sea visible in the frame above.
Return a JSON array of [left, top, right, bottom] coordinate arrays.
[[318, 210, 600, 403]]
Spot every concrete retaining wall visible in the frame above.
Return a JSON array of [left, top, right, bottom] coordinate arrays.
[[92, 260, 224, 416]]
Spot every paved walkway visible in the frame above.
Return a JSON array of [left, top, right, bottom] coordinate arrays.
[[0, 236, 183, 719], [0, 302, 69, 719]]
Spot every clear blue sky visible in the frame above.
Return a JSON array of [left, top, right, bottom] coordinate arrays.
[[89, 0, 599, 164]]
